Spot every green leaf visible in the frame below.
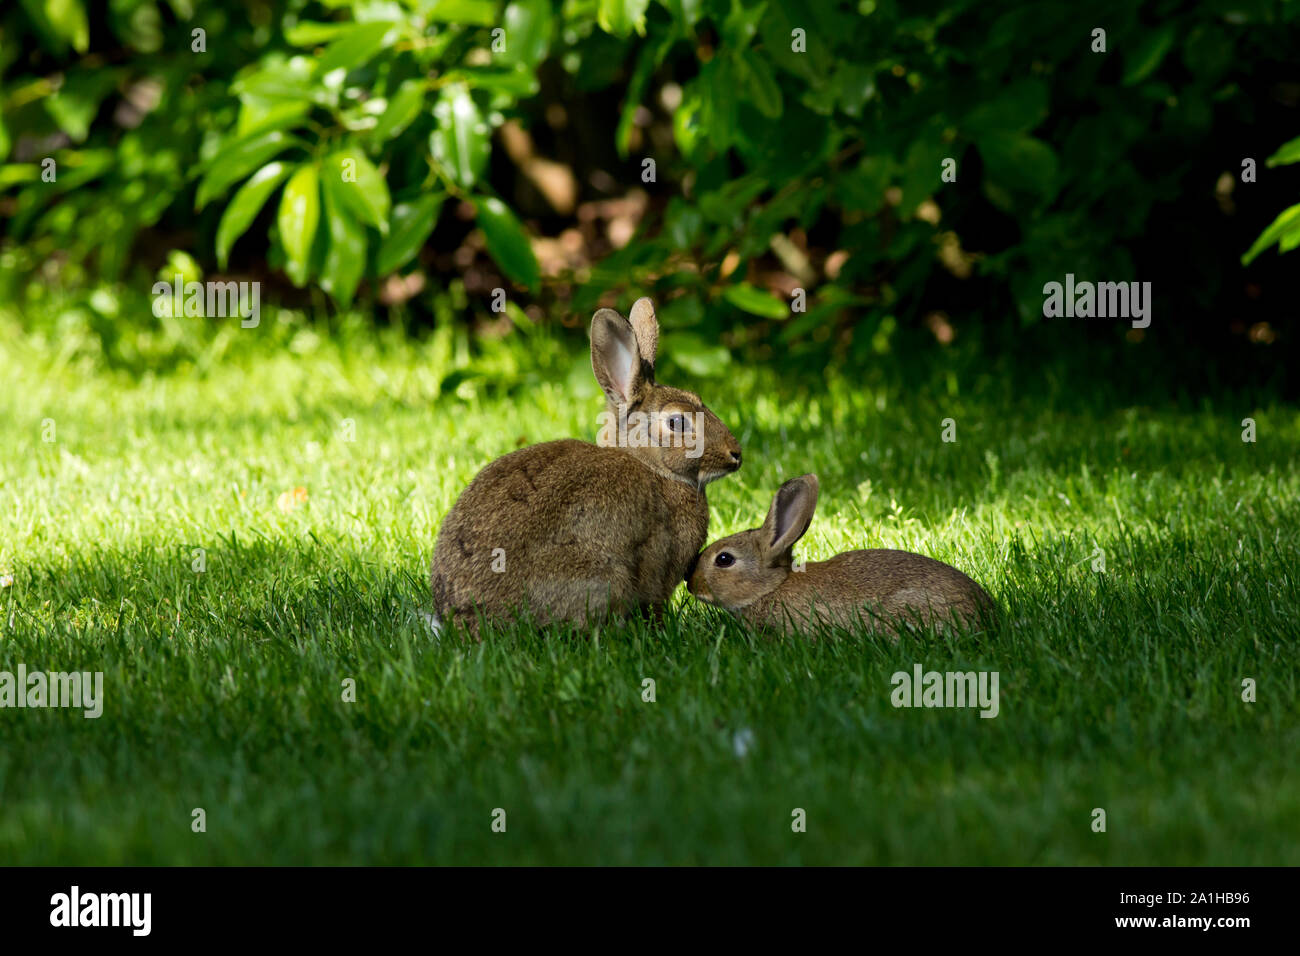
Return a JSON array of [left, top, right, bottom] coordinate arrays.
[[285, 20, 354, 47], [323, 150, 391, 233], [44, 69, 119, 143], [898, 136, 950, 214], [159, 249, 203, 286], [598, 0, 651, 37], [0, 114, 10, 162], [660, 0, 703, 28], [722, 0, 767, 48], [456, 66, 539, 97], [375, 194, 444, 275], [834, 62, 876, 118], [425, 0, 497, 25], [737, 50, 783, 120], [430, 85, 490, 189], [697, 56, 738, 152], [316, 21, 399, 77], [320, 174, 367, 306], [698, 174, 768, 224], [616, 41, 658, 158], [231, 55, 320, 102], [216, 161, 294, 269], [672, 89, 705, 159], [196, 130, 305, 210], [1266, 135, 1300, 168], [236, 95, 312, 137], [723, 282, 789, 319], [1242, 202, 1300, 266], [27, 147, 112, 195], [1123, 26, 1176, 86], [0, 164, 41, 188], [758, 1, 823, 83], [963, 80, 1048, 135], [503, 300, 535, 332], [477, 196, 539, 292], [44, 0, 89, 53], [277, 164, 321, 286], [979, 133, 1059, 211], [370, 79, 426, 143], [499, 0, 554, 68]]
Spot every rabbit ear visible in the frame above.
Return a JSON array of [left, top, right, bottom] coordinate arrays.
[[591, 308, 648, 407], [628, 298, 658, 373], [761, 474, 819, 561]]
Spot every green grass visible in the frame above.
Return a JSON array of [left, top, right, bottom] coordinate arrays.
[[2, 317, 1298, 865]]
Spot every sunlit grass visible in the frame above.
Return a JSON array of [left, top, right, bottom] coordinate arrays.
[[1, 320, 1298, 864]]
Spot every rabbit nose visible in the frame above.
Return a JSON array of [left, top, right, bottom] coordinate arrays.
[[729, 449, 742, 466]]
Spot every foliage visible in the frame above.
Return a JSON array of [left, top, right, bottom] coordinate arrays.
[[1243, 133, 1300, 264], [2, 0, 1299, 377]]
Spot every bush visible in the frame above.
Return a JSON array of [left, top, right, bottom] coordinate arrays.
[[2, 0, 1299, 384]]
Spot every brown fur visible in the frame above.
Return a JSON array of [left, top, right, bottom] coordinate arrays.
[[688, 474, 994, 637], [431, 299, 742, 634]]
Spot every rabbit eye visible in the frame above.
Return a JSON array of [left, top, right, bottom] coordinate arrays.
[[666, 413, 686, 432], [714, 552, 735, 568]]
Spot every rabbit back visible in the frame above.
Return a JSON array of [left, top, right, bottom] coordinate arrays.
[[746, 549, 994, 635], [431, 438, 708, 630]]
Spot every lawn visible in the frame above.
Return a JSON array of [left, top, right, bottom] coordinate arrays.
[[2, 316, 1298, 865]]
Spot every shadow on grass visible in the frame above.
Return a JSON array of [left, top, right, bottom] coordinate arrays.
[[9, 482, 1299, 652]]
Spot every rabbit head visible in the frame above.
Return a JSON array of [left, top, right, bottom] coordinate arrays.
[[592, 298, 742, 490], [688, 474, 819, 610]]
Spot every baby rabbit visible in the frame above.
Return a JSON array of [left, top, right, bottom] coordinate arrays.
[[688, 474, 994, 636], [431, 298, 743, 634]]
